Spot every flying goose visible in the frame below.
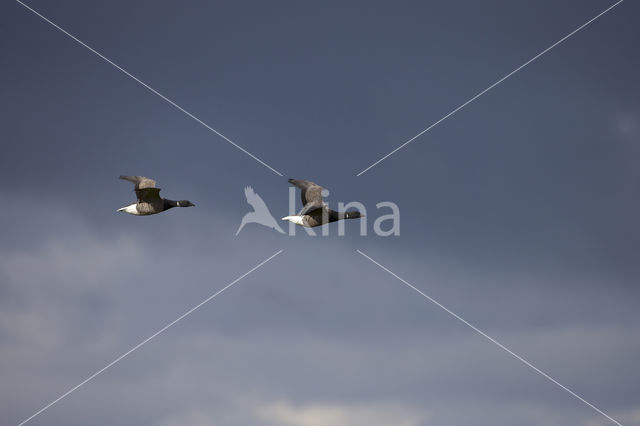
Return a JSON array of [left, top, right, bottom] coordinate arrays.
[[282, 178, 363, 227], [117, 175, 195, 216], [236, 186, 285, 235]]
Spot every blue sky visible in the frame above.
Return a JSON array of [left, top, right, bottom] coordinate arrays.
[[1, 1, 639, 425]]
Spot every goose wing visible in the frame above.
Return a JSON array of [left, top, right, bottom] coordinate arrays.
[[120, 175, 157, 190], [120, 175, 162, 203], [136, 187, 162, 204], [288, 178, 324, 215]]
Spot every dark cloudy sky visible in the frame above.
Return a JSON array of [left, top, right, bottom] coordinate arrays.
[[1, 1, 639, 425]]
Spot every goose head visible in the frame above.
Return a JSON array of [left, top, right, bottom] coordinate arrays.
[[345, 210, 364, 219]]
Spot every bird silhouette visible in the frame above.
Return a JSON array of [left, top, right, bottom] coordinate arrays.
[[236, 186, 285, 235]]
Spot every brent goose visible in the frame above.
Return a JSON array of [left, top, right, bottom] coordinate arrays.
[[282, 178, 363, 227], [117, 175, 195, 216], [236, 186, 285, 235]]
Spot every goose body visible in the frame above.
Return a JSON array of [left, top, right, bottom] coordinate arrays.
[[283, 179, 363, 228], [117, 175, 195, 216]]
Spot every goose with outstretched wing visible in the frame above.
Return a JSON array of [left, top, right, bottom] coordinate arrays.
[[117, 175, 195, 216], [283, 178, 364, 228]]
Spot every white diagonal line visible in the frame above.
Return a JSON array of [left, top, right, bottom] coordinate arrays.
[[16, 0, 284, 177], [356, 0, 624, 176], [17, 249, 284, 426], [356, 249, 622, 426]]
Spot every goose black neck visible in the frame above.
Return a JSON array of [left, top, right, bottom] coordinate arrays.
[[328, 210, 348, 222], [331, 210, 360, 220], [163, 199, 178, 210]]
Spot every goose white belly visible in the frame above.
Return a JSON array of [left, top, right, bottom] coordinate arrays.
[[282, 215, 307, 226], [117, 204, 142, 215]]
